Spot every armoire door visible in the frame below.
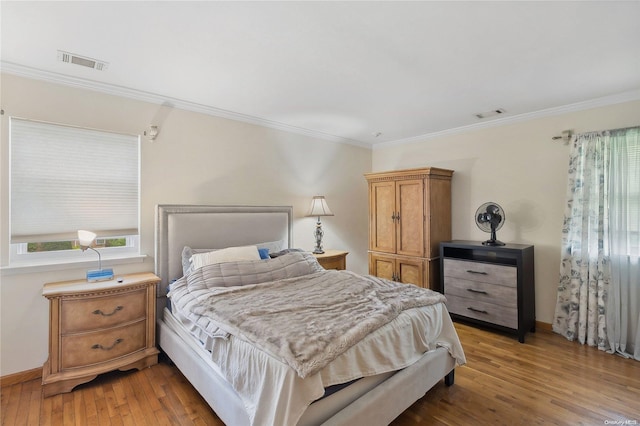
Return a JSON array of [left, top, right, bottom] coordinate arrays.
[[369, 181, 396, 253], [369, 253, 426, 287], [396, 179, 424, 257], [396, 256, 424, 287], [369, 252, 395, 281]]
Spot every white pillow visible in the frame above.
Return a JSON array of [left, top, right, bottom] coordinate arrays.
[[189, 245, 261, 271]]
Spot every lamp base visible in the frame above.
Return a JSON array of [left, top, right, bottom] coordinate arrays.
[[312, 248, 325, 254], [86, 268, 114, 282]]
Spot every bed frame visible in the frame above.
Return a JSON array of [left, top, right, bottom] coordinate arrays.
[[155, 204, 456, 425]]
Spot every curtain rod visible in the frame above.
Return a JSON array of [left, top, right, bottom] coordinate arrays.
[[552, 130, 573, 142], [553, 125, 639, 142]]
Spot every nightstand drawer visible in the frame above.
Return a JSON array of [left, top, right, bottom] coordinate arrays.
[[61, 320, 146, 369], [443, 258, 516, 287], [445, 294, 517, 329], [444, 277, 516, 309], [61, 289, 147, 333]]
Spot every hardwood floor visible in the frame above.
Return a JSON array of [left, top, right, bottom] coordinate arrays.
[[2, 322, 639, 425], [392, 323, 640, 425]]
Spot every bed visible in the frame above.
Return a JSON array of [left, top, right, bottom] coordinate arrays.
[[155, 204, 465, 426]]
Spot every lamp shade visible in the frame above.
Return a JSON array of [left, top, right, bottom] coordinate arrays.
[[78, 230, 97, 248], [307, 196, 334, 217]]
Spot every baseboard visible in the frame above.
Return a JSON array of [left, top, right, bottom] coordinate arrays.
[[536, 321, 553, 333], [0, 368, 42, 387]]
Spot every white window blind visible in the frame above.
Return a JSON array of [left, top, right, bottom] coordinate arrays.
[[10, 118, 139, 243]]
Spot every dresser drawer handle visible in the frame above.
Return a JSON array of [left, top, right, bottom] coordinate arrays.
[[467, 288, 488, 295], [466, 270, 488, 275], [91, 338, 123, 351], [92, 306, 123, 316], [467, 307, 489, 315]]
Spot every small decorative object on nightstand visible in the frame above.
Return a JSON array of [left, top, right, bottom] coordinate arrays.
[[313, 249, 348, 270], [42, 272, 160, 397]]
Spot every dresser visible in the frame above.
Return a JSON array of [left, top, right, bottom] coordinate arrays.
[[42, 272, 160, 397], [440, 241, 535, 343], [365, 167, 453, 289], [313, 249, 348, 270]]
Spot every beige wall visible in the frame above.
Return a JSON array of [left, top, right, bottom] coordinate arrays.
[[372, 100, 640, 326], [0, 74, 371, 376], [2, 72, 638, 377]]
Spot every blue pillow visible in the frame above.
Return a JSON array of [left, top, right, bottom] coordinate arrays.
[[258, 248, 270, 259]]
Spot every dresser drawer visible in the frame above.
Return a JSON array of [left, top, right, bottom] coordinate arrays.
[[444, 277, 517, 309], [443, 258, 516, 287], [445, 294, 517, 329], [61, 320, 146, 369], [61, 289, 147, 333]]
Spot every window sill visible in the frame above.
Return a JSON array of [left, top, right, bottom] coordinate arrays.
[[0, 254, 147, 276]]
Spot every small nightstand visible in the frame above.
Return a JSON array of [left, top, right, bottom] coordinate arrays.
[[313, 250, 349, 270], [42, 272, 160, 397]]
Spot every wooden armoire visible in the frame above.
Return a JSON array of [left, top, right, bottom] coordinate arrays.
[[365, 167, 453, 290]]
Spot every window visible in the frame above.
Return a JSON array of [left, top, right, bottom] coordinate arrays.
[[9, 118, 140, 265], [609, 127, 640, 258]]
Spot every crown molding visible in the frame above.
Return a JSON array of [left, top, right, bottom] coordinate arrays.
[[374, 89, 640, 150], [0, 61, 370, 149], [3, 61, 638, 151]]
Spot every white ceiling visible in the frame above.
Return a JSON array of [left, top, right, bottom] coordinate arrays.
[[2, 1, 639, 147]]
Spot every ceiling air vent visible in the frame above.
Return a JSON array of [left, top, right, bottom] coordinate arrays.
[[475, 108, 505, 120], [57, 50, 108, 71]]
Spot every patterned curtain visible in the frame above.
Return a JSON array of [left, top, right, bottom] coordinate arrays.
[[553, 126, 639, 360]]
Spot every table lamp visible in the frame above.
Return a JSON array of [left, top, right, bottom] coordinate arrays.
[[307, 196, 334, 254], [78, 230, 114, 282]]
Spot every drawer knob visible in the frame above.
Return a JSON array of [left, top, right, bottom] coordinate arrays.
[[92, 306, 123, 317], [467, 288, 488, 295], [92, 338, 123, 351], [467, 307, 489, 315], [466, 270, 488, 275]]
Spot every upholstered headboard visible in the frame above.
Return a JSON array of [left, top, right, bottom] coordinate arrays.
[[155, 205, 293, 299]]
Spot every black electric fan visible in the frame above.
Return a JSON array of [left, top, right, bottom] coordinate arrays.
[[475, 202, 506, 246]]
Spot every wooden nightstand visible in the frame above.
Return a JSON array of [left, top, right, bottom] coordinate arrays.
[[313, 250, 349, 270], [42, 272, 160, 397]]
